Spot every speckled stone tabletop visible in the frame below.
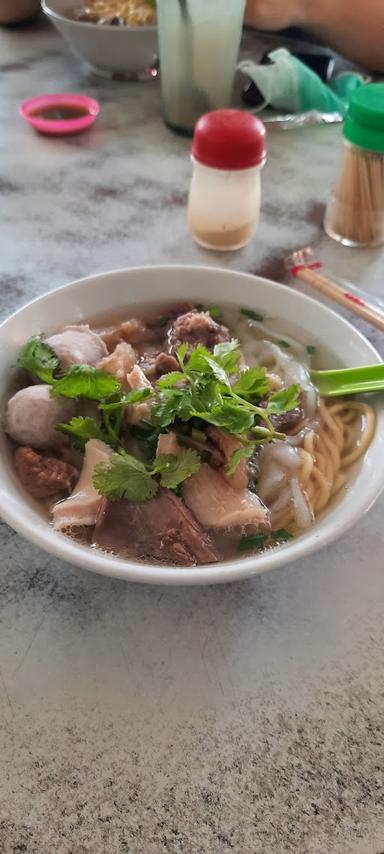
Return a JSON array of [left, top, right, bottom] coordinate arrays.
[[1, 17, 384, 854]]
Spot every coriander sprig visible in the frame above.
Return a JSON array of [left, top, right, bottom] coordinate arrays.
[[93, 447, 201, 503], [151, 340, 300, 448]]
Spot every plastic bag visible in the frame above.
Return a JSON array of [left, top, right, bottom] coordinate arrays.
[[238, 48, 365, 120]]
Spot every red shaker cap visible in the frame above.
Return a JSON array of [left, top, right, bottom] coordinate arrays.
[[191, 109, 266, 170]]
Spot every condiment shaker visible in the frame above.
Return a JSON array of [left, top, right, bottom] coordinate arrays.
[[324, 83, 384, 248], [188, 109, 266, 251]]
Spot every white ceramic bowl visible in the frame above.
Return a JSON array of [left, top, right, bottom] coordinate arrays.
[[1, 265, 383, 586], [42, 0, 157, 77]]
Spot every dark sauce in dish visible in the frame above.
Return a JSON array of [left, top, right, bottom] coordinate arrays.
[[30, 105, 89, 121]]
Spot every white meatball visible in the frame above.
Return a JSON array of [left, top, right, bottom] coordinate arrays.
[[5, 385, 76, 449], [46, 324, 107, 369]]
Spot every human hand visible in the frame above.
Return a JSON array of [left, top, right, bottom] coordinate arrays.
[[244, 0, 303, 31]]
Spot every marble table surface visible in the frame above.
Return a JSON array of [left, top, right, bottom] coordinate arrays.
[[1, 18, 383, 854]]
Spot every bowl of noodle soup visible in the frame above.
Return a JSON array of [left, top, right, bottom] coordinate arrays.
[[0, 265, 383, 585]]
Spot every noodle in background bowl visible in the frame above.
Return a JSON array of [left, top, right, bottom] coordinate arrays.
[[0, 265, 383, 586]]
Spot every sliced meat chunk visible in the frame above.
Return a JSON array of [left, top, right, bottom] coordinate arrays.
[[119, 318, 148, 345], [100, 318, 157, 353], [52, 438, 112, 530], [5, 385, 76, 449], [168, 311, 231, 355], [182, 463, 269, 531], [156, 431, 180, 457], [207, 426, 249, 490], [154, 352, 179, 377], [259, 397, 304, 434], [126, 364, 152, 424], [97, 341, 137, 388], [93, 489, 220, 566], [46, 324, 107, 368], [100, 327, 124, 353], [15, 447, 79, 499], [270, 406, 304, 434], [140, 352, 180, 381]]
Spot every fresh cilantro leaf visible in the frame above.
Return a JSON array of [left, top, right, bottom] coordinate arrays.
[[18, 335, 59, 384], [208, 306, 222, 319], [185, 344, 212, 372], [153, 449, 201, 489], [56, 416, 110, 446], [185, 347, 230, 387], [51, 365, 120, 401], [93, 451, 158, 503], [213, 340, 241, 374], [151, 388, 192, 427], [240, 308, 264, 322], [190, 379, 222, 414], [226, 445, 253, 476], [306, 344, 316, 355], [239, 527, 293, 552], [232, 367, 270, 401], [99, 387, 152, 411], [278, 340, 290, 349], [204, 356, 230, 387], [195, 402, 254, 433], [266, 384, 300, 415], [271, 528, 293, 541], [239, 533, 269, 552], [156, 371, 186, 389], [129, 421, 162, 460], [176, 342, 189, 368]]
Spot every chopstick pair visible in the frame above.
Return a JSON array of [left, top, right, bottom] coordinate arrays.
[[285, 248, 384, 333]]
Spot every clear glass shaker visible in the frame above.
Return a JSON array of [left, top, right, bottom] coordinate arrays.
[[324, 83, 384, 248], [156, 0, 246, 135], [188, 109, 266, 251]]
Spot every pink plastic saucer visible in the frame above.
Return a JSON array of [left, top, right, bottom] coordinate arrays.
[[19, 93, 100, 136]]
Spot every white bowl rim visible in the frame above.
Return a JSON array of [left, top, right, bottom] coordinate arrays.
[[1, 263, 383, 586], [41, 0, 157, 31]]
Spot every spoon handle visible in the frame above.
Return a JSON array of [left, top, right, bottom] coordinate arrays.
[[310, 364, 384, 397]]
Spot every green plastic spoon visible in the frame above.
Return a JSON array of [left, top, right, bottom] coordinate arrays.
[[310, 364, 384, 397]]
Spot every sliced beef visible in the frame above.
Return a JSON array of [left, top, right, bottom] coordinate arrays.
[[97, 341, 137, 388], [154, 352, 179, 376], [125, 365, 152, 424], [52, 438, 112, 530], [5, 384, 76, 450], [259, 392, 304, 435], [182, 463, 270, 531], [46, 324, 107, 368], [15, 447, 79, 499], [93, 489, 220, 566], [156, 432, 180, 456], [167, 311, 231, 355], [101, 318, 159, 353], [270, 406, 304, 434], [140, 351, 179, 381], [207, 426, 249, 490], [100, 304, 194, 356]]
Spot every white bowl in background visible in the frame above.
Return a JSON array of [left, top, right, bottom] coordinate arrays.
[[42, 0, 157, 77], [0, 265, 383, 586]]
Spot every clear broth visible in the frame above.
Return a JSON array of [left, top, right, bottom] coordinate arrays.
[[7, 300, 355, 566]]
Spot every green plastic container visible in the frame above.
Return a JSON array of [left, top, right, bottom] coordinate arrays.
[[343, 82, 384, 153], [324, 83, 384, 247]]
